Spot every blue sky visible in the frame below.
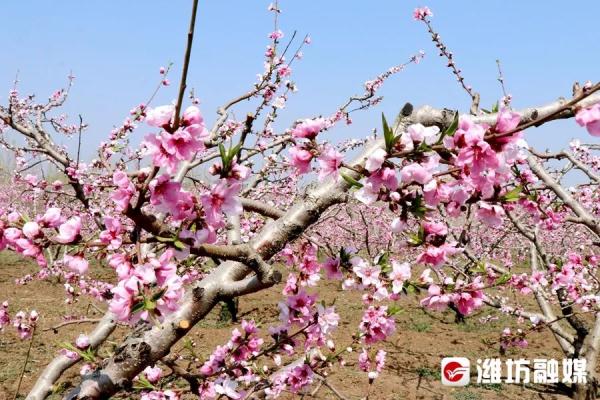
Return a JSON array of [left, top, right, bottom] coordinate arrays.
[[1, 1, 598, 161]]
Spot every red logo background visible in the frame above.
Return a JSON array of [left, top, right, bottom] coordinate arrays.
[[443, 360, 466, 382]]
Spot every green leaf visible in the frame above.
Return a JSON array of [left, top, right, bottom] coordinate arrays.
[[492, 101, 499, 113], [416, 141, 432, 153], [407, 230, 424, 247], [144, 299, 156, 311], [155, 236, 175, 243], [408, 195, 428, 219], [219, 143, 227, 162], [382, 113, 392, 150], [133, 376, 155, 390], [173, 240, 186, 250], [387, 304, 404, 316], [130, 300, 145, 315], [339, 247, 352, 264], [151, 288, 167, 302], [375, 251, 389, 266], [437, 111, 459, 144], [471, 262, 487, 274], [502, 185, 522, 202], [496, 273, 511, 285], [405, 282, 418, 294], [381, 263, 392, 274], [229, 143, 242, 160], [340, 173, 363, 188], [61, 342, 80, 354]]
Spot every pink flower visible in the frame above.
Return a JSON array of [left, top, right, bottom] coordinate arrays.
[[144, 365, 163, 383], [110, 188, 133, 211], [75, 334, 90, 349], [317, 304, 340, 334], [277, 64, 292, 78], [404, 123, 439, 147], [322, 257, 343, 280], [359, 305, 396, 344], [288, 146, 313, 174], [413, 6, 433, 20], [182, 106, 203, 126], [575, 103, 600, 137], [166, 129, 203, 161], [141, 390, 179, 400], [291, 118, 326, 139], [201, 179, 242, 224], [285, 364, 314, 393], [99, 217, 123, 249], [15, 238, 40, 257], [3, 227, 21, 243], [420, 284, 451, 311], [109, 277, 139, 321], [423, 220, 448, 237], [269, 30, 284, 40], [391, 217, 406, 233], [24, 174, 39, 186], [389, 262, 411, 294], [375, 349, 386, 373], [495, 108, 520, 133], [530, 271, 548, 288], [355, 182, 379, 205], [352, 258, 381, 286], [317, 146, 343, 181], [453, 290, 484, 316], [416, 243, 462, 267], [112, 171, 131, 189], [22, 221, 40, 240], [149, 175, 196, 221], [0, 302, 9, 331], [214, 379, 242, 399], [358, 349, 370, 372], [284, 290, 317, 326], [400, 163, 432, 185], [41, 207, 62, 227], [146, 105, 174, 128], [477, 202, 505, 227], [64, 254, 89, 275], [55, 216, 81, 244], [60, 348, 80, 360], [149, 174, 181, 206], [365, 148, 387, 172], [152, 249, 177, 287], [453, 118, 499, 176], [143, 131, 189, 173], [368, 167, 398, 191]]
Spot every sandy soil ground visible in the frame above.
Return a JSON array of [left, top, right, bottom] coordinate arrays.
[[0, 252, 577, 400]]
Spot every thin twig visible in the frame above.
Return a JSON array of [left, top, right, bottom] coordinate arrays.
[[172, 0, 199, 131], [76, 114, 83, 167], [43, 318, 102, 332], [14, 325, 36, 400], [496, 59, 509, 103]]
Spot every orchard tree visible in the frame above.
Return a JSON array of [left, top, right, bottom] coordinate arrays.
[[0, 2, 599, 400]]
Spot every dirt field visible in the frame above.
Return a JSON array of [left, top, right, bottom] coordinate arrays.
[[0, 252, 575, 400]]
